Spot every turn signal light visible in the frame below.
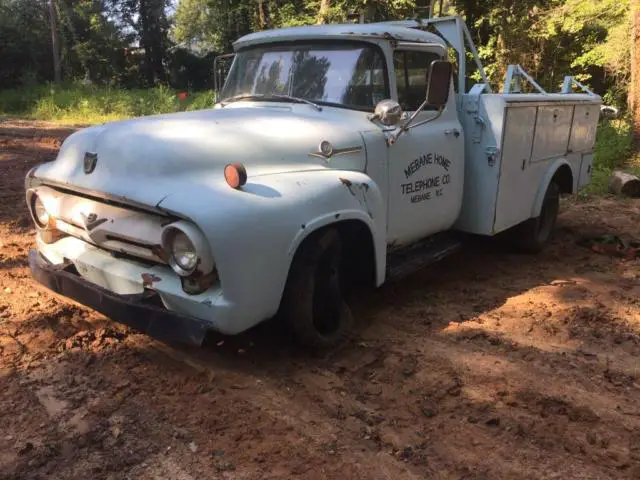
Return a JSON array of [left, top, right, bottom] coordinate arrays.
[[224, 163, 247, 189]]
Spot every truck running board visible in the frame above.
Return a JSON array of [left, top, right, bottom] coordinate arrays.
[[386, 233, 461, 281]]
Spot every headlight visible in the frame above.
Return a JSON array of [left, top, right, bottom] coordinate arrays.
[[161, 222, 215, 280], [32, 195, 50, 228], [168, 231, 198, 275]]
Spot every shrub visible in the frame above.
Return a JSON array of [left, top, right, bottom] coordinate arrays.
[[0, 83, 216, 124]]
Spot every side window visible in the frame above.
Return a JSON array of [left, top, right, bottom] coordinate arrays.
[[393, 50, 442, 111]]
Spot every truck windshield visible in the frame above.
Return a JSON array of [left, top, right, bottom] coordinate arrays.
[[220, 42, 388, 111]]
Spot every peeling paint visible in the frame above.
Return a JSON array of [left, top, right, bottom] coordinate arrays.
[[339, 178, 373, 218], [141, 273, 162, 288]]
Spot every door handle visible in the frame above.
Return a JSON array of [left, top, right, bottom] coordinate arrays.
[[444, 129, 460, 138]]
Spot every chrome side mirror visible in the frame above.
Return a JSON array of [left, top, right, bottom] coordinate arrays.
[[372, 99, 403, 126]]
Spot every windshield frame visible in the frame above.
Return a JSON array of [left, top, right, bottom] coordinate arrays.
[[221, 39, 391, 113]]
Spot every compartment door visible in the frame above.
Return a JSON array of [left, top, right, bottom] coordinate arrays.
[[493, 106, 538, 232]]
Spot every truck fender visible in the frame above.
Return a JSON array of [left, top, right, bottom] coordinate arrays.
[[530, 158, 573, 218], [287, 176, 387, 287]]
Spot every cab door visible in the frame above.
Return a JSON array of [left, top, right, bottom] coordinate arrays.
[[386, 47, 464, 247]]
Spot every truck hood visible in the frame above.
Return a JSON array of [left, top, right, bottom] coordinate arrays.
[[34, 106, 371, 207]]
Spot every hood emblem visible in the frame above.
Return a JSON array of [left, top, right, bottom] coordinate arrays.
[[83, 152, 98, 174], [309, 141, 362, 160]]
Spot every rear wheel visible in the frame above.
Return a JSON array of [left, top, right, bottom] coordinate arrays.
[[280, 228, 352, 349], [513, 181, 560, 253]]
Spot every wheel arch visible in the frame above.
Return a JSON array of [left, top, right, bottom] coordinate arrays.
[[287, 212, 384, 291], [531, 159, 574, 218]]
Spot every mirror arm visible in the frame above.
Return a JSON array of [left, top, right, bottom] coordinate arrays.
[[407, 107, 444, 130], [388, 104, 444, 145]]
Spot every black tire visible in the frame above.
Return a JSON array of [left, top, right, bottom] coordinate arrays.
[[280, 228, 353, 349], [513, 181, 560, 253]]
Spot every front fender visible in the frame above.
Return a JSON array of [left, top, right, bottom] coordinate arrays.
[[286, 175, 387, 287], [157, 169, 386, 333], [531, 158, 571, 218]]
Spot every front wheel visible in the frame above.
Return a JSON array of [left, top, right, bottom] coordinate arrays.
[[513, 181, 560, 253], [279, 228, 353, 349]]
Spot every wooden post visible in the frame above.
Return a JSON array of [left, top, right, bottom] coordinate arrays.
[[47, 0, 62, 84]]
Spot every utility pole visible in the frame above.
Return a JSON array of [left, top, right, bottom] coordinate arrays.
[[47, 0, 62, 84]]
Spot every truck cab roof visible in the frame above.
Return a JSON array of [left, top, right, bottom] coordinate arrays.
[[233, 23, 446, 50]]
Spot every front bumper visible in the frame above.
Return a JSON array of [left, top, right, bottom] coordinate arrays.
[[29, 249, 210, 345]]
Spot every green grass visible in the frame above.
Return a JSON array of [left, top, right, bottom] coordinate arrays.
[[581, 117, 635, 196], [0, 84, 216, 125]]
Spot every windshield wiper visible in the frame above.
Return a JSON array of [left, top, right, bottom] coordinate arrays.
[[220, 93, 322, 112]]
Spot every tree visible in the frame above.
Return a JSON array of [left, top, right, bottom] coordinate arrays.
[[0, 0, 54, 87], [48, 0, 62, 83], [632, 0, 640, 139], [139, 0, 169, 84], [317, 0, 330, 23]]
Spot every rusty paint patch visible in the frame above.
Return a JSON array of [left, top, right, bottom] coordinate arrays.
[[340, 177, 356, 197], [141, 273, 162, 288], [150, 244, 166, 260]]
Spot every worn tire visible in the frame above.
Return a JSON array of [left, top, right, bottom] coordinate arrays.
[[513, 181, 560, 253], [280, 228, 353, 350]]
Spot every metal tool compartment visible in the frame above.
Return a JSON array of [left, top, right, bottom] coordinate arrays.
[[455, 93, 600, 236], [569, 104, 600, 153], [531, 105, 573, 162]]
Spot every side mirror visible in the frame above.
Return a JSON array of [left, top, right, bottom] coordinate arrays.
[[426, 60, 452, 108], [372, 99, 404, 126]]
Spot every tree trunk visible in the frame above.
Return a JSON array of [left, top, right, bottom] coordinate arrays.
[[317, 0, 330, 24], [415, 0, 429, 16], [47, 0, 62, 84], [632, 0, 640, 142], [139, 0, 166, 85], [257, 0, 270, 30], [609, 170, 640, 197]]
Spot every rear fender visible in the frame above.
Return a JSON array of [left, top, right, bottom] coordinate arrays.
[[531, 158, 572, 218]]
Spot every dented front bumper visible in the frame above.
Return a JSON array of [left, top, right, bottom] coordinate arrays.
[[28, 237, 225, 345]]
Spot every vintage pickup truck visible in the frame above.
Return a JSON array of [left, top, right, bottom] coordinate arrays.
[[26, 14, 601, 348]]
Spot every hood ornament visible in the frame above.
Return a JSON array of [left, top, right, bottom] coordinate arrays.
[[309, 141, 362, 160], [83, 152, 98, 174]]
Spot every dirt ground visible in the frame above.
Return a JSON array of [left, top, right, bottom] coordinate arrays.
[[2, 119, 640, 480]]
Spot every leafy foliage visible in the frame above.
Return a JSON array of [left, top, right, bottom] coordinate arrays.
[[0, 0, 632, 110], [0, 84, 215, 124], [582, 117, 635, 195]]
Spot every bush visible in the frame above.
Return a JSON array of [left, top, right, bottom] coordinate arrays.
[[0, 83, 216, 124], [583, 117, 634, 195]]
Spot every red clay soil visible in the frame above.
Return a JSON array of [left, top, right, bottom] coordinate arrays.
[[2, 119, 640, 479]]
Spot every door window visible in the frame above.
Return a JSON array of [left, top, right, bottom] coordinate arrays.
[[394, 50, 442, 111]]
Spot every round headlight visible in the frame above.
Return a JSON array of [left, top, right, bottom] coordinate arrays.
[[169, 231, 198, 275], [33, 195, 49, 228]]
